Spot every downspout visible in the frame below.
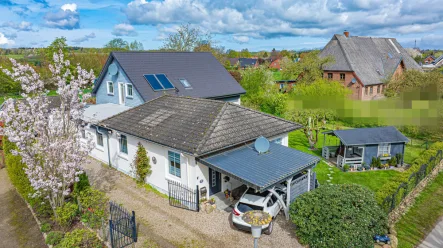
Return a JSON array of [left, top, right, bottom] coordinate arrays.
[[96, 126, 111, 167]]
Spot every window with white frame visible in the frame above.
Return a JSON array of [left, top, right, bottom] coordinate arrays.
[[126, 84, 133, 98], [96, 132, 104, 147], [378, 143, 390, 156], [107, 81, 114, 95], [119, 135, 128, 154], [168, 151, 181, 178]]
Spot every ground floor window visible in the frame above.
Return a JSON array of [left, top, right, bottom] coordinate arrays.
[[365, 87, 368, 95], [168, 151, 181, 178], [378, 143, 391, 156], [96, 132, 103, 147], [120, 135, 128, 154]]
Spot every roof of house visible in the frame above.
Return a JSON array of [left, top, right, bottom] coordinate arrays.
[[228, 58, 239, 65], [82, 103, 131, 124], [434, 55, 443, 65], [198, 142, 320, 192], [320, 34, 422, 86], [238, 58, 258, 68], [99, 95, 302, 156], [425, 55, 436, 60], [326, 126, 409, 146], [93, 52, 246, 101]]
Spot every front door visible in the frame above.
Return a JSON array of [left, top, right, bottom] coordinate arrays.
[[119, 83, 125, 105], [209, 168, 221, 195]]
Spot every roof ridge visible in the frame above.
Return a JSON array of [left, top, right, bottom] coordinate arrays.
[[195, 102, 229, 155], [336, 35, 354, 71]]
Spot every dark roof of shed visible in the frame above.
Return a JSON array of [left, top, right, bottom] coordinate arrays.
[[99, 95, 302, 156], [198, 142, 320, 191], [320, 35, 422, 86], [93, 52, 245, 101], [326, 126, 409, 146]]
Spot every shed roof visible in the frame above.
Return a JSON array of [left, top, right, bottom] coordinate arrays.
[[82, 103, 131, 124], [198, 142, 320, 192], [320, 34, 422, 86], [99, 95, 301, 156], [327, 126, 409, 146], [93, 52, 246, 101]]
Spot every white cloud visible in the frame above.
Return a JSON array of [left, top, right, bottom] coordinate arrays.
[[72, 32, 96, 43], [1, 21, 34, 31], [233, 35, 249, 43], [44, 4, 80, 30], [0, 32, 15, 46], [112, 23, 138, 37], [61, 3, 77, 12]]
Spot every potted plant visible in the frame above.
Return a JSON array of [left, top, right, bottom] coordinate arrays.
[[371, 157, 377, 170], [357, 166, 363, 171], [396, 153, 403, 167], [362, 162, 370, 171], [343, 164, 350, 172]]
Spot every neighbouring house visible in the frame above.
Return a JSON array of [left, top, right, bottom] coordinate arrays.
[[424, 55, 436, 64], [322, 126, 409, 170], [269, 58, 282, 70], [238, 58, 258, 69], [92, 52, 246, 107], [422, 55, 443, 71], [276, 80, 297, 93], [228, 58, 239, 68], [82, 95, 320, 217], [320, 31, 422, 100]]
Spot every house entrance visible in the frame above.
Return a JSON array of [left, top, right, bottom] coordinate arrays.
[[118, 83, 125, 105], [209, 168, 221, 195]]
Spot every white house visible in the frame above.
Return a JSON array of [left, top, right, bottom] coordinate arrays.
[[82, 95, 319, 216]]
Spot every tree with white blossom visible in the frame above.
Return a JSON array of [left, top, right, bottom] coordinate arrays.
[[0, 51, 95, 216]]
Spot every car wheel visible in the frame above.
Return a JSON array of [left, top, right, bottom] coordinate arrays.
[[387, 241, 391, 245], [375, 239, 379, 243], [264, 220, 274, 235]]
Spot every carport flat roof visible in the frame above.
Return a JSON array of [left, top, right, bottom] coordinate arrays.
[[198, 143, 320, 192]]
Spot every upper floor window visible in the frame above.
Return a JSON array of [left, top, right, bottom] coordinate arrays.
[[107, 81, 114, 95], [327, 73, 333, 80], [96, 131, 104, 147], [340, 73, 345, 80], [126, 84, 133, 98], [119, 135, 128, 154], [168, 151, 181, 178], [369, 86, 373, 94], [179, 78, 191, 88]]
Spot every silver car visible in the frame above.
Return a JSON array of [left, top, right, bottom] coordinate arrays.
[[231, 187, 286, 235]]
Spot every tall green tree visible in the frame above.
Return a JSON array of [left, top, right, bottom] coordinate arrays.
[[103, 38, 129, 51], [239, 48, 251, 58], [162, 23, 210, 52], [129, 40, 144, 51], [227, 50, 239, 58], [281, 50, 333, 82], [131, 142, 152, 184], [45, 37, 69, 61]]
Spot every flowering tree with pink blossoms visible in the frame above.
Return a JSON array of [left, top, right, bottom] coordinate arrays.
[[0, 51, 95, 216]]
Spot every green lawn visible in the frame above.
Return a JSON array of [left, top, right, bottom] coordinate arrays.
[[289, 129, 404, 192], [404, 139, 427, 165], [4, 54, 25, 59], [396, 172, 443, 248]]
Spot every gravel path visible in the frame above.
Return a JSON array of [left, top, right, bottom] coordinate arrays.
[[0, 168, 46, 248], [83, 158, 304, 248]]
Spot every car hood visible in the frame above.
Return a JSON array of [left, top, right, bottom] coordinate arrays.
[[239, 194, 266, 206]]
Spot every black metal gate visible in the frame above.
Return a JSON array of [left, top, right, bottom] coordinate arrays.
[[109, 201, 137, 248], [167, 180, 199, 212]]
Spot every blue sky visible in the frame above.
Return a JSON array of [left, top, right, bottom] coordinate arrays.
[[1, 0, 442, 51]]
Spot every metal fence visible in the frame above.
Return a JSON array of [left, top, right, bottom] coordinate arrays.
[[109, 201, 137, 248], [167, 180, 199, 212], [382, 150, 443, 213]]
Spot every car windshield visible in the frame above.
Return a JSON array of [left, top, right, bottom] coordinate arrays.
[[237, 202, 264, 213], [245, 188, 269, 197]]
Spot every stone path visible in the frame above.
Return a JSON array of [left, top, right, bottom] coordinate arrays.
[[418, 218, 443, 248], [0, 168, 46, 248], [83, 158, 304, 248], [327, 166, 334, 184]]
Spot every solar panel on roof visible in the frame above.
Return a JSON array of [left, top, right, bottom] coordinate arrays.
[[144, 74, 164, 91], [156, 74, 175, 89]]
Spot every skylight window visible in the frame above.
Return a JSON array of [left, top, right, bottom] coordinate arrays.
[[143, 74, 175, 91], [179, 78, 191, 88]]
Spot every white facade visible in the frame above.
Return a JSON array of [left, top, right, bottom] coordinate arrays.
[[85, 124, 288, 198]]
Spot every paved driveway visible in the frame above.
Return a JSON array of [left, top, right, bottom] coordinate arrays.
[[0, 168, 46, 248], [83, 158, 304, 248], [419, 218, 443, 248]]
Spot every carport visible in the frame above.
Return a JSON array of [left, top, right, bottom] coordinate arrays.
[[197, 142, 321, 220]]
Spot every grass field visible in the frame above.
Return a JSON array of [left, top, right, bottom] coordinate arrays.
[[4, 54, 25, 59], [396, 172, 443, 248]]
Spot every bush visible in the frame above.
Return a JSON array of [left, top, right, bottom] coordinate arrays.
[[343, 164, 350, 172], [363, 163, 371, 170], [78, 188, 108, 229], [131, 142, 152, 184], [33, 197, 54, 218], [396, 153, 403, 165], [56, 229, 102, 248], [290, 184, 388, 248], [46, 231, 65, 246], [389, 157, 397, 167], [55, 202, 79, 228], [40, 222, 52, 233], [357, 166, 363, 171], [73, 173, 90, 196]]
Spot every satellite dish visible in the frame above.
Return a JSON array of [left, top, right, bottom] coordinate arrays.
[[108, 63, 118, 76], [351, 78, 357, 84], [254, 136, 270, 154]]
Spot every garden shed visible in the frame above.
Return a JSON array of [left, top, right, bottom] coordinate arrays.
[[322, 126, 409, 170]]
